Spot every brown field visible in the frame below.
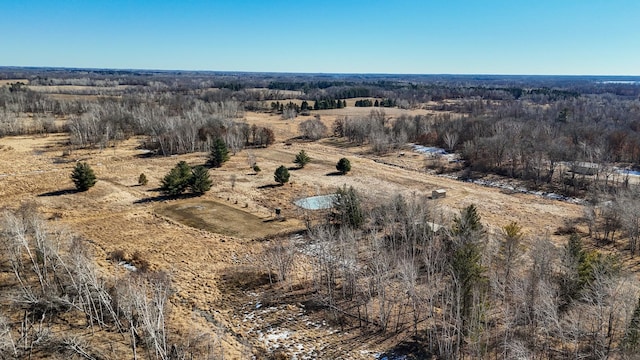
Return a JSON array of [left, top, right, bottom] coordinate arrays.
[[27, 84, 135, 93], [0, 78, 29, 86], [0, 108, 587, 358]]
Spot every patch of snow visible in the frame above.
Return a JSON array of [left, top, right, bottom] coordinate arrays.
[[118, 261, 137, 272], [616, 168, 640, 176], [450, 175, 584, 204]]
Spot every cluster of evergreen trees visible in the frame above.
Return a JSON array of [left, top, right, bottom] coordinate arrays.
[[313, 98, 346, 110], [354, 98, 397, 107], [160, 161, 212, 196], [270, 101, 305, 113]]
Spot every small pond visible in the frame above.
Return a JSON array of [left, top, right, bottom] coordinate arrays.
[[294, 194, 337, 210]]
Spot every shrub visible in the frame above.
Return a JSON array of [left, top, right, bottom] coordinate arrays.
[[274, 165, 290, 185], [71, 162, 97, 191], [253, 164, 261, 173], [109, 249, 126, 262], [138, 173, 148, 186], [298, 118, 327, 140], [294, 150, 311, 168], [336, 158, 351, 175]]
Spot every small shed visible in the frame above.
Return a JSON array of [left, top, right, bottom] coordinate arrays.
[[432, 189, 446, 199]]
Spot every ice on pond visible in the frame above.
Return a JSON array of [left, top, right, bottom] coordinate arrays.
[[412, 144, 447, 155], [294, 194, 337, 210]]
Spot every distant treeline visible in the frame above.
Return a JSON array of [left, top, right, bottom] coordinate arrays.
[[354, 98, 397, 107]]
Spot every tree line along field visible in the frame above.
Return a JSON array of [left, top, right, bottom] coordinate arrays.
[[1, 68, 640, 359]]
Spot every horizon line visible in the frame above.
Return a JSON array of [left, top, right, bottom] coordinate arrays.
[[1, 65, 639, 79]]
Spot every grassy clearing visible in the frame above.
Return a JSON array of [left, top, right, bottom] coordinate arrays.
[[155, 199, 303, 239]]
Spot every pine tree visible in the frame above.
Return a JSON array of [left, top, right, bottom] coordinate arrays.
[[449, 204, 486, 335], [294, 150, 311, 168], [452, 204, 484, 237], [336, 157, 351, 175], [208, 138, 230, 168], [274, 165, 290, 185], [331, 185, 364, 228], [71, 162, 97, 191], [451, 238, 485, 332], [160, 161, 192, 196], [189, 166, 212, 195]]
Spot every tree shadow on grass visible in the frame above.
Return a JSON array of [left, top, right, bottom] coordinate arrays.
[[287, 166, 303, 171], [133, 193, 199, 204], [326, 171, 345, 176], [38, 189, 80, 197], [257, 184, 282, 189], [377, 336, 433, 360]]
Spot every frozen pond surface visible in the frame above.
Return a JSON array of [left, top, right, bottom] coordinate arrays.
[[412, 144, 459, 162], [616, 169, 640, 176], [294, 194, 337, 210], [412, 144, 447, 155]]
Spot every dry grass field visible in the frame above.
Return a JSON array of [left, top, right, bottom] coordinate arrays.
[[0, 107, 587, 358]]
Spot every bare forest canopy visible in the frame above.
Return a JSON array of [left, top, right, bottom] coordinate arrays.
[[2, 67, 640, 192]]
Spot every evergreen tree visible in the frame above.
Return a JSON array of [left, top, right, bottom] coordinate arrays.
[[294, 150, 311, 168], [331, 185, 364, 228], [560, 233, 588, 307], [160, 161, 192, 196], [274, 165, 290, 185], [138, 173, 148, 186], [452, 204, 484, 238], [208, 138, 230, 168], [374, 99, 379, 107], [449, 204, 486, 335], [189, 166, 212, 195], [336, 157, 351, 175], [71, 162, 97, 191], [450, 238, 485, 332], [560, 234, 619, 309]]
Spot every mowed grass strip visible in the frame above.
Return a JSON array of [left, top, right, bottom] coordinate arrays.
[[155, 199, 300, 239]]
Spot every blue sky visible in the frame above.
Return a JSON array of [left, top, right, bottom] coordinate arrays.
[[1, 0, 638, 75]]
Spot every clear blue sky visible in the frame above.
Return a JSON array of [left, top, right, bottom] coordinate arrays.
[[1, 0, 638, 75]]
